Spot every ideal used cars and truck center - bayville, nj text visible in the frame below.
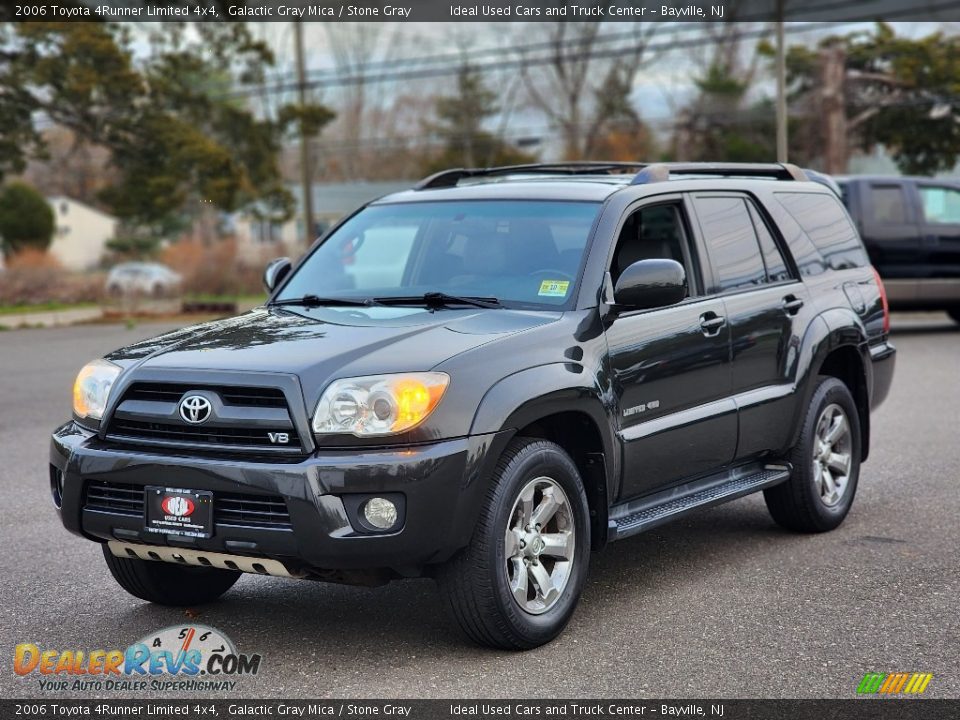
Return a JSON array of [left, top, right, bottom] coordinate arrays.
[[21, 3, 721, 18]]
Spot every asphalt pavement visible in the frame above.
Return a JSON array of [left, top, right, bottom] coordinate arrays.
[[1, 314, 958, 699]]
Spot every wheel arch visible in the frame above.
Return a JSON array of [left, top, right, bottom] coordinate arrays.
[[470, 364, 618, 550], [792, 311, 871, 461]]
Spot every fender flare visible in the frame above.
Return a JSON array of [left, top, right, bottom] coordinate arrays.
[[787, 309, 871, 458], [470, 362, 620, 509]]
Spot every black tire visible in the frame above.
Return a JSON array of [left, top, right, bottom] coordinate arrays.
[[764, 376, 862, 533], [102, 545, 241, 606], [948, 307, 960, 325], [437, 438, 591, 650]]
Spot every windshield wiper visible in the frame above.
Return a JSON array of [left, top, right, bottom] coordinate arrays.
[[270, 294, 377, 308], [374, 292, 501, 309]]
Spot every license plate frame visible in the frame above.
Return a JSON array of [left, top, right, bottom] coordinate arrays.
[[144, 486, 213, 539]]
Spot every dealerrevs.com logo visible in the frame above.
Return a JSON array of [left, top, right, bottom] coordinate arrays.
[[14, 624, 261, 692]]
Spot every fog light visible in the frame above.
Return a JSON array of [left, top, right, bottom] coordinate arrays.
[[363, 497, 398, 530]]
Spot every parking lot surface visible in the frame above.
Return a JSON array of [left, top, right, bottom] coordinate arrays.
[[1, 315, 957, 698]]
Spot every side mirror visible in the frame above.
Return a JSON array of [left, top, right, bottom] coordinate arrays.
[[263, 257, 292, 293], [613, 259, 687, 310]]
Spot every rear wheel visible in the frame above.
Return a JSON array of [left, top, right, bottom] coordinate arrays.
[[437, 438, 590, 650], [102, 545, 241, 606], [764, 376, 861, 532]]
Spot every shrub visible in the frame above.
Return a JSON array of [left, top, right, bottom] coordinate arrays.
[[0, 250, 103, 306], [0, 183, 55, 257]]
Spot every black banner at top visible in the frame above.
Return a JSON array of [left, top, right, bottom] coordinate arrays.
[[7, 0, 960, 22], [4, 699, 960, 720]]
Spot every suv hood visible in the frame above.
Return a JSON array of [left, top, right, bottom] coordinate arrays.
[[108, 305, 559, 384]]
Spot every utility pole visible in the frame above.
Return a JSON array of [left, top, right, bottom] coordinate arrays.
[[820, 44, 848, 175], [775, 0, 788, 163], [294, 22, 316, 247]]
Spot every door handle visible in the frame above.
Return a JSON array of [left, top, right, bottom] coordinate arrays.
[[699, 312, 726, 336], [782, 296, 804, 315]]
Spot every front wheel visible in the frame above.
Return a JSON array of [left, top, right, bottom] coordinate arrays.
[[102, 545, 241, 606], [764, 376, 861, 532], [437, 438, 591, 650]]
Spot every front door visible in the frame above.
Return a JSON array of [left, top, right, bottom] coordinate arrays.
[[605, 198, 736, 501]]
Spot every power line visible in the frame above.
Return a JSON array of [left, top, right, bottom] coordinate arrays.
[[255, 0, 902, 87], [231, 21, 858, 101]]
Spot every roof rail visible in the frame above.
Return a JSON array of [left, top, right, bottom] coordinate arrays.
[[414, 162, 648, 190], [630, 162, 809, 185]]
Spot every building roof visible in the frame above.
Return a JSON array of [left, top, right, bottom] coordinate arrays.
[[45, 195, 118, 223]]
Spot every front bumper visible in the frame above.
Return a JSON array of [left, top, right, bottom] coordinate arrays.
[[50, 423, 510, 574]]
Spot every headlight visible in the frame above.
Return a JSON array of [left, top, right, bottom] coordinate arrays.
[[72, 359, 121, 421], [312, 372, 449, 436]]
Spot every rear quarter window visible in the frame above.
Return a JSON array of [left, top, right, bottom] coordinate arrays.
[[775, 192, 869, 271]]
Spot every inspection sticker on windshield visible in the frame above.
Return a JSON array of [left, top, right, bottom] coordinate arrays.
[[538, 280, 570, 297]]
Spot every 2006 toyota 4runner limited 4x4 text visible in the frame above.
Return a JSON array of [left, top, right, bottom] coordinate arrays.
[[51, 162, 895, 649]]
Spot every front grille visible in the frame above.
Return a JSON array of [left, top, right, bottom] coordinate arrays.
[[215, 494, 292, 530], [105, 382, 302, 454], [123, 383, 287, 408], [83, 480, 292, 530], [85, 480, 145, 517], [109, 419, 296, 449]]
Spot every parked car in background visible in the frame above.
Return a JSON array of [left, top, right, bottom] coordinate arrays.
[[837, 176, 960, 324], [106, 262, 182, 298]]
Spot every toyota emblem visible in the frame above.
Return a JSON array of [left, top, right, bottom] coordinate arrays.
[[179, 395, 212, 424]]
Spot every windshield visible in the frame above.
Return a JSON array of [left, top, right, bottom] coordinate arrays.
[[275, 200, 601, 309]]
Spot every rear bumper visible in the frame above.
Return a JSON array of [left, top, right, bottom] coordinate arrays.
[[869, 340, 896, 410], [50, 423, 510, 574]]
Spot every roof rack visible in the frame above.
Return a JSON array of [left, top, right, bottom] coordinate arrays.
[[631, 162, 808, 184], [412, 161, 810, 191], [414, 162, 648, 190]]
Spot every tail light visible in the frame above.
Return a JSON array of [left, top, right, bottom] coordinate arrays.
[[872, 266, 890, 334]]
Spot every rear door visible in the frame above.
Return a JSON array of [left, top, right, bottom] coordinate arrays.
[[689, 193, 810, 459], [605, 195, 736, 500], [915, 181, 960, 303], [856, 181, 922, 304]]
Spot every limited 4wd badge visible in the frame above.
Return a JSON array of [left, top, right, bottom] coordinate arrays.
[[145, 487, 213, 538]]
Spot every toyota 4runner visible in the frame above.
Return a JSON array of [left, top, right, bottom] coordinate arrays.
[[51, 162, 896, 650]]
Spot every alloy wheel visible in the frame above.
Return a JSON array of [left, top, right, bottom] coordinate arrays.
[[504, 476, 576, 615], [813, 403, 853, 507]]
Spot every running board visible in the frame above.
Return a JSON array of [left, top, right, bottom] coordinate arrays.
[[608, 464, 791, 541]]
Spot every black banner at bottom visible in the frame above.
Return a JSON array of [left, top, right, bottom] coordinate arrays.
[[4, 699, 958, 720]]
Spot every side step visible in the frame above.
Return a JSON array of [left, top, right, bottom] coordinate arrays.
[[608, 463, 791, 541]]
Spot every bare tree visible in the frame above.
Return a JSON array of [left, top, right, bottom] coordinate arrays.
[[516, 22, 660, 160]]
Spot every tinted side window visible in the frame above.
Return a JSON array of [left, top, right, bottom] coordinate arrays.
[[747, 202, 791, 283], [611, 204, 691, 286], [867, 184, 909, 224], [776, 192, 868, 270], [919, 185, 960, 224], [694, 196, 766, 292]]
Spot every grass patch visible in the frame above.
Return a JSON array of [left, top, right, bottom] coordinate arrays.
[[182, 293, 266, 304], [0, 301, 99, 316]]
